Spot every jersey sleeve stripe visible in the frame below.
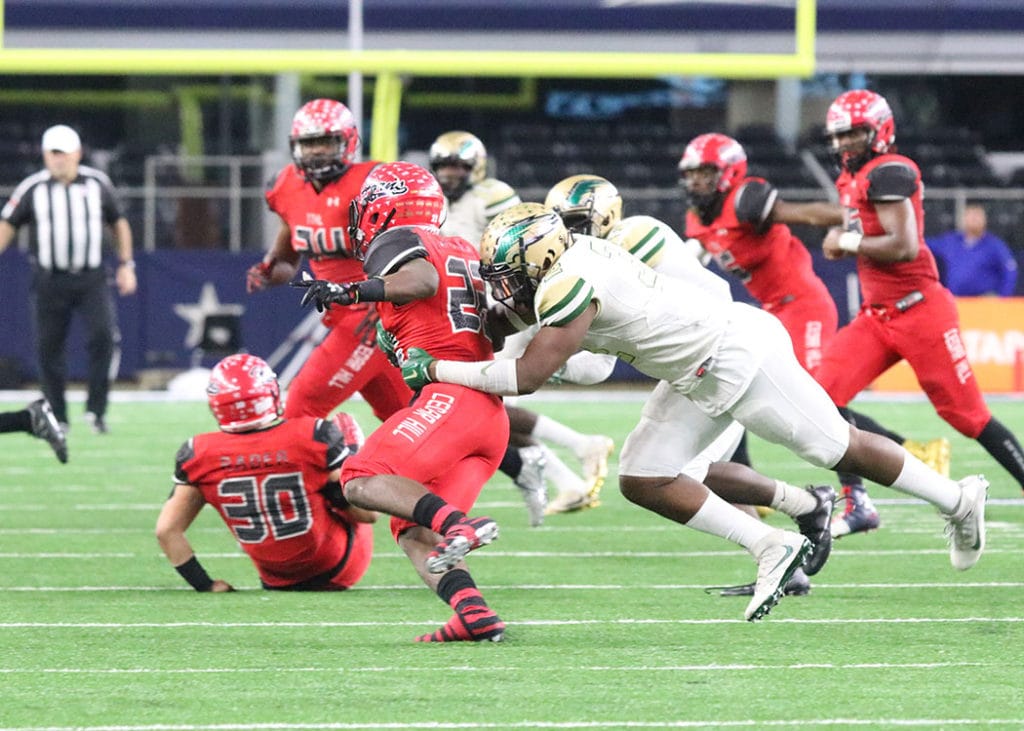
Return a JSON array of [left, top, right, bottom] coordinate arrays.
[[539, 278, 594, 327], [627, 228, 665, 264]]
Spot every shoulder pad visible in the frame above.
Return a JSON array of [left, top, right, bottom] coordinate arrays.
[[477, 178, 521, 217], [608, 216, 677, 266], [538, 276, 595, 328], [173, 438, 195, 484], [733, 179, 777, 229], [867, 161, 918, 201], [363, 227, 429, 278]]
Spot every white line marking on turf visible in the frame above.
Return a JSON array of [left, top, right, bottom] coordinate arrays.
[[2, 548, 1023, 560], [1, 617, 1021, 629], [3, 718, 1024, 729], [0, 661, 993, 675], [5, 581, 1024, 592]]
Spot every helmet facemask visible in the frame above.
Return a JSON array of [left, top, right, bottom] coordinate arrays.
[[430, 158, 474, 201], [680, 164, 725, 220]]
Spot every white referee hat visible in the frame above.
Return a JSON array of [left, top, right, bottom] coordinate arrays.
[[41, 125, 81, 153]]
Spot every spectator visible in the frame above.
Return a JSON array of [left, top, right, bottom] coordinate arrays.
[[927, 204, 1018, 296], [0, 124, 136, 434]]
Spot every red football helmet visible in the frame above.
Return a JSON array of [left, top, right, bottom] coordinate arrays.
[[826, 90, 895, 163], [290, 99, 359, 183], [207, 354, 282, 433], [349, 161, 447, 259], [678, 133, 748, 213]]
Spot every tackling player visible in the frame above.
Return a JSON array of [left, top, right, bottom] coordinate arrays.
[[813, 89, 1024, 499], [430, 131, 614, 524], [245, 98, 411, 422], [156, 354, 375, 592], [401, 202, 990, 621], [296, 161, 508, 643]]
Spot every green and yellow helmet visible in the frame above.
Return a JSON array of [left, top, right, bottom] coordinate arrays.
[[480, 202, 571, 308], [544, 174, 623, 238], [428, 130, 488, 201]]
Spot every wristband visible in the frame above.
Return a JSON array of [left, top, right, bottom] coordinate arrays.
[[837, 231, 863, 253], [119, 260, 136, 269], [355, 276, 386, 302], [175, 555, 214, 592]]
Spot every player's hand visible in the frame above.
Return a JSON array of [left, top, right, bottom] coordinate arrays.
[[822, 227, 847, 260], [293, 275, 358, 312], [376, 320, 401, 367], [246, 261, 273, 293], [210, 579, 235, 593], [401, 348, 436, 389]]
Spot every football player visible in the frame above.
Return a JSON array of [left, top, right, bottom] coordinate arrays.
[[296, 161, 508, 643], [402, 202, 990, 620], [246, 98, 411, 423], [547, 173, 827, 596], [156, 354, 375, 592], [0, 398, 67, 463], [430, 131, 614, 524], [678, 132, 950, 538], [813, 89, 1024, 500]]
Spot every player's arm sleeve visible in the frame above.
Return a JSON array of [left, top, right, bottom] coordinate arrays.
[[866, 162, 918, 202], [173, 439, 196, 485], [537, 276, 596, 328], [733, 180, 778, 233], [362, 227, 429, 278]]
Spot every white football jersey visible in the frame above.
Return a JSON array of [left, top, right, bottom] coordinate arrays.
[[535, 235, 776, 415], [606, 214, 729, 302], [440, 178, 520, 250]]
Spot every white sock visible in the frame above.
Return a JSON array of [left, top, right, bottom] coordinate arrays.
[[685, 490, 774, 550], [770, 480, 817, 518], [533, 415, 587, 454], [540, 445, 586, 494], [888, 452, 960, 514]]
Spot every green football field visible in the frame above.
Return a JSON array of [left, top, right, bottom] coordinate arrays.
[[2, 391, 1023, 730]]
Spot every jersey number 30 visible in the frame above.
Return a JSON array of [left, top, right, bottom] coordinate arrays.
[[218, 473, 312, 544]]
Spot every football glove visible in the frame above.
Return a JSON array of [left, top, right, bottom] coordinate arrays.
[[376, 320, 401, 367], [401, 348, 436, 390], [246, 261, 273, 293], [293, 277, 358, 312]]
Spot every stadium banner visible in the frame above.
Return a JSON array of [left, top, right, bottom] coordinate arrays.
[[871, 296, 1024, 394], [0, 249, 309, 384]]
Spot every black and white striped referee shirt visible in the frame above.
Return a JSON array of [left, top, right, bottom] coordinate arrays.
[[1, 165, 124, 273]]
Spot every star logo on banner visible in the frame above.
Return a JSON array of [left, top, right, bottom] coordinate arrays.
[[173, 282, 246, 349]]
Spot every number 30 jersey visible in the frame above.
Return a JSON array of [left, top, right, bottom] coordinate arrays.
[[173, 417, 355, 587]]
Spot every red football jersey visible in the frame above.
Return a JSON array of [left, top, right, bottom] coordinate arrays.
[[836, 154, 940, 305], [686, 177, 830, 311], [369, 227, 495, 363], [265, 161, 379, 284], [174, 417, 358, 587]]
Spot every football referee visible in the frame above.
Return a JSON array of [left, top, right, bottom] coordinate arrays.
[[0, 124, 137, 434]]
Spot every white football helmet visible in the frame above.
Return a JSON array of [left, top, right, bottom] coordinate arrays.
[[544, 174, 623, 238]]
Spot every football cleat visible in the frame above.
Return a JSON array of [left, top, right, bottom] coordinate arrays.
[[514, 445, 548, 528], [27, 399, 67, 463], [84, 411, 108, 435], [944, 474, 988, 571], [425, 516, 499, 574], [903, 437, 952, 478], [745, 530, 811, 622], [415, 608, 505, 643], [545, 489, 600, 515], [576, 435, 614, 497], [710, 567, 811, 598], [830, 486, 880, 538], [794, 484, 836, 576]]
